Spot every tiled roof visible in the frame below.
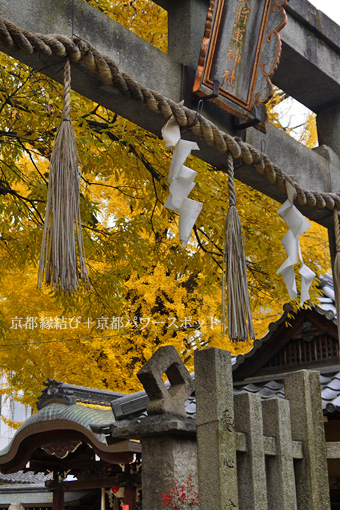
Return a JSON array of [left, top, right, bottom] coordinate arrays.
[[232, 274, 338, 372], [0, 470, 51, 484], [234, 380, 286, 399], [233, 372, 340, 415], [318, 273, 337, 322], [109, 371, 340, 423], [61, 382, 125, 406], [231, 302, 294, 372], [320, 372, 340, 413], [36, 379, 125, 409], [0, 403, 115, 460]]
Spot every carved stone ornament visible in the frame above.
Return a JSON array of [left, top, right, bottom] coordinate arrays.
[[193, 0, 289, 132], [36, 378, 77, 409], [137, 345, 195, 418]]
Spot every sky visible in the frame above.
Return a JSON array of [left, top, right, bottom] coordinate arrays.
[[308, 0, 340, 24]]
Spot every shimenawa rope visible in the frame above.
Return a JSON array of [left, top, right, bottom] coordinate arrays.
[[3, 15, 340, 330], [0, 15, 339, 211]]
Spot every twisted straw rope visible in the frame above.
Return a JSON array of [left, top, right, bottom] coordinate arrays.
[[62, 57, 71, 121], [226, 152, 236, 208], [334, 209, 340, 253], [0, 15, 339, 211]]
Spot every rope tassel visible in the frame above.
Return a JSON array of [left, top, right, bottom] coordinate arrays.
[[37, 58, 90, 294], [222, 153, 255, 342]]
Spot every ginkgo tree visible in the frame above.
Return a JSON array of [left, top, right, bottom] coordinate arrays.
[[0, 0, 331, 411]]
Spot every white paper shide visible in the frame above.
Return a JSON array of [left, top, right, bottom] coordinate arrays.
[[277, 181, 315, 305], [161, 108, 202, 247]]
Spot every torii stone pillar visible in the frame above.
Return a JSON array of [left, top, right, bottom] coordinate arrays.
[[316, 104, 340, 270], [317, 104, 340, 161]]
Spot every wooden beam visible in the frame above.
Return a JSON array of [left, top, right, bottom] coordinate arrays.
[[124, 487, 137, 510], [52, 490, 64, 510], [48, 475, 140, 491]]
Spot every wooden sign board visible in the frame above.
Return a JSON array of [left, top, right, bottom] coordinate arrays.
[[193, 0, 289, 132]]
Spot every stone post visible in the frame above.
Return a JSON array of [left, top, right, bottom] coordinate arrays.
[[137, 346, 197, 510], [262, 398, 297, 510], [195, 348, 239, 510], [142, 435, 197, 509], [234, 392, 267, 510], [167, 0, 209, 67], [284, 370, 331, 510]]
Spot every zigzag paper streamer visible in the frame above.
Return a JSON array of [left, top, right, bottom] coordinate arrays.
[[277, 181, 315, 305], [161, 109, 202, 248]]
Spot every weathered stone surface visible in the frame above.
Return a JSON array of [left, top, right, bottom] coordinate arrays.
[[137, 345, 194, 417], [234, 392, 267, 510], [317, 104, 340, 161], [195, 348, 239, 510], [167, 0, 208, 68], [245, 122, 339, 227], [111, 346, 198, 509], [262, 398, 297, 510], [0, 0, 182, 102], [142, 436, 197, 510], [107, 414, 196, 442], [284, 370, 331, 510], [275, 3, 340, 113]]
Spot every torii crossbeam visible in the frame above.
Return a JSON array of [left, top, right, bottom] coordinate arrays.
[[0, 0, 340, 239]]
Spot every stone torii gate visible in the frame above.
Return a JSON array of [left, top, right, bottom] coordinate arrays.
[[1, 0, 340, 250], [0, 4, 339, 509]]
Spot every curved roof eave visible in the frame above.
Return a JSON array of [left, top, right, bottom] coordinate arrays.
[[0, 402, 140, 473]]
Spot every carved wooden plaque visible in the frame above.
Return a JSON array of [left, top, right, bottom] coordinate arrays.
[[193, 0, 289, 132]]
